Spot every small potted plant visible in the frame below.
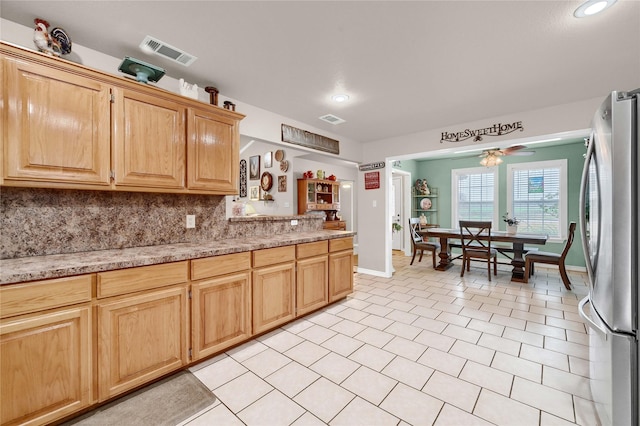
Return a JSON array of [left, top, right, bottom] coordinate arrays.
[[502, 212, 520, 234]]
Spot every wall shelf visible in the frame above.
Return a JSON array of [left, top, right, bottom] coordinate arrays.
[[412, 186, 438, 227]]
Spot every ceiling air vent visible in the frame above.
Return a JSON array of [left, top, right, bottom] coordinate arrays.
[[139, 36, 197, 67], [319, 114, 346, 125]]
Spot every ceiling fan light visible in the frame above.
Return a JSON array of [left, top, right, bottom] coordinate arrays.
[[480, 153, 503, 167]]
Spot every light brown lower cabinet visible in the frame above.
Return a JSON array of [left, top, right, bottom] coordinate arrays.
[[329, 237, 354, 302], [97, 286, 189, 401], [296, 241, 329, 316], [191, 271, 252, 360], [252, 246, 296, 335], [0, 305, 92, 426]]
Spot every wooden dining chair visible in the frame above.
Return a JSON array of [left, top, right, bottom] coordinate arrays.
[[409, 218, 440, 267], [524, 222, 577, 290], [459, 220, 498, 281]]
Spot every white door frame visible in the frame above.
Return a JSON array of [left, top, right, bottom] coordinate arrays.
[[390, 169, 412, 259]]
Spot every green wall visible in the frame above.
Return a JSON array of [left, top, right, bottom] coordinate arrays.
[[415, 140, 586, 268]]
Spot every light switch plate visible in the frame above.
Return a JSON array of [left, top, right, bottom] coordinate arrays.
[[186, 215, 196, 228], [291, 219, 298, 226]]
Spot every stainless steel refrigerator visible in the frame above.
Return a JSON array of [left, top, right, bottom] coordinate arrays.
[[578, 89, 639, 426]]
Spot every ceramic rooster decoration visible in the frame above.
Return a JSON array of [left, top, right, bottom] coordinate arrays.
[[33, 18, 72, 57]]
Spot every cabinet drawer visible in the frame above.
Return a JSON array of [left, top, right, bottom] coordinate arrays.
[[297, 241, 328, 259], [253, 246, 295, 268], [191, 252, 251, 280], [329, 237, 353, 252], [97, 261, 188, 298], [0, 275, 92, 319], [323, 221, 346, 230]]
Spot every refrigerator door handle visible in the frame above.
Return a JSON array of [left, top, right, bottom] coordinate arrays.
[[578, 296, 608, 337], [579, 133, 596, 283]]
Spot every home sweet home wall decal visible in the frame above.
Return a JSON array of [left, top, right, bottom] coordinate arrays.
[[440, 121, 524, 143]]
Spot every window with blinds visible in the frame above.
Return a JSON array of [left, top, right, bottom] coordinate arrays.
[[452, 167, 498, 225], [507, 159, 568, 240]]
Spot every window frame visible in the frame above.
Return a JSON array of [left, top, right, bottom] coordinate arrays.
[[506, 159, 568, 243], [451, 166, 499, 228]]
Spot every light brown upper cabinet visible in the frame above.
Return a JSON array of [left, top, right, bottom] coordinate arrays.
[[1, 42, 244, 194], [187, 106, 240, 192], [2, 54, 111, 186], [112, 88, 186, 189]]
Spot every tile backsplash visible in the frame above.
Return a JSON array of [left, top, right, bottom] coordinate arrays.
[[1, 187, 322, 259]]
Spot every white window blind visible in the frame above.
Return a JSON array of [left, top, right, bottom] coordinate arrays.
[[507, 160, 567, 240], [452, 167, 498, 226]]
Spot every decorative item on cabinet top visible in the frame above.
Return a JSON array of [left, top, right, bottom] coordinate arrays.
[[118, 57, 166, 84], [33, 18, 72, 57]]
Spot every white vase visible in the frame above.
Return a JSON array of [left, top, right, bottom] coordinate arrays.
[[507, 225, 518, 235]]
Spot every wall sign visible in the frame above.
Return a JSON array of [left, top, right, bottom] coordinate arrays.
[[281, 124, 340, 154], [440, 121, 524, 143], [364, 171, 380, 190], [358, 162, 385, 171]]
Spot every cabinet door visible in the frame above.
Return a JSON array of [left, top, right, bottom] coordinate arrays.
[[1, 306, 92, 425], [192, 272, 251, 360], [329, 250, 354, 302], [3, 57, 111, 186], [296, 256, 328, 316], [252, 262, 295, 334], [112, 88, 186, 189], [187, 107, 239, 193], [97, 286, 188, 401]]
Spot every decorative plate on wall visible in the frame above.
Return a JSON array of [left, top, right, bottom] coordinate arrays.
[[274, 149, 285, 162], [261, 172, 273, 191], [280, 160, 289, 172]]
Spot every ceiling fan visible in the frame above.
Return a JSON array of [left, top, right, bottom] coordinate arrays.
[[478, 145, 534, 166]]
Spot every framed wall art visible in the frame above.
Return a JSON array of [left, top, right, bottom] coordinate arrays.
[[264, 151, 273, 168], [249, 155, 260, 180], [250, 185, 259, 200], [278, 175, 287, 192]]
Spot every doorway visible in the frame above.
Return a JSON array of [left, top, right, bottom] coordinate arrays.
[[391, 176, 403, 251]]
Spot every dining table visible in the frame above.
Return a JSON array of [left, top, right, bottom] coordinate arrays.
[[417, 227, 548, 282]]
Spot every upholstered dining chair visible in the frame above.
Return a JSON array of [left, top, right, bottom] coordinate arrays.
[[459, 220, 498, 281], [408, 218, 440, 267], [524, 222, 577, 290]]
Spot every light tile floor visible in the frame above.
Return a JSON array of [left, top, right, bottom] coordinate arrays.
[[182, 254, 597, 426]]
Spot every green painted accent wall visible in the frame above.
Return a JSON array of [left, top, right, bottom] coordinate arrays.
[[414, 140, 586, 268]]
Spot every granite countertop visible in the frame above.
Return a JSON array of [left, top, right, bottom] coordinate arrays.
[[0, 230, 355, 285]]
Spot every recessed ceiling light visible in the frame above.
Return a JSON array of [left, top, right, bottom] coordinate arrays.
[[331, 94, 349, 103], [574, 0, 617, 18]]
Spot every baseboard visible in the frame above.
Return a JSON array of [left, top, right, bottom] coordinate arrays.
[[356, 267, 392, 278]]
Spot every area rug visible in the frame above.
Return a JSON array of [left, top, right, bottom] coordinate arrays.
[[65, 371, 216, 425]]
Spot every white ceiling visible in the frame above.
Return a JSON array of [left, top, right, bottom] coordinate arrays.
[[2, 1, 639, 144]]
